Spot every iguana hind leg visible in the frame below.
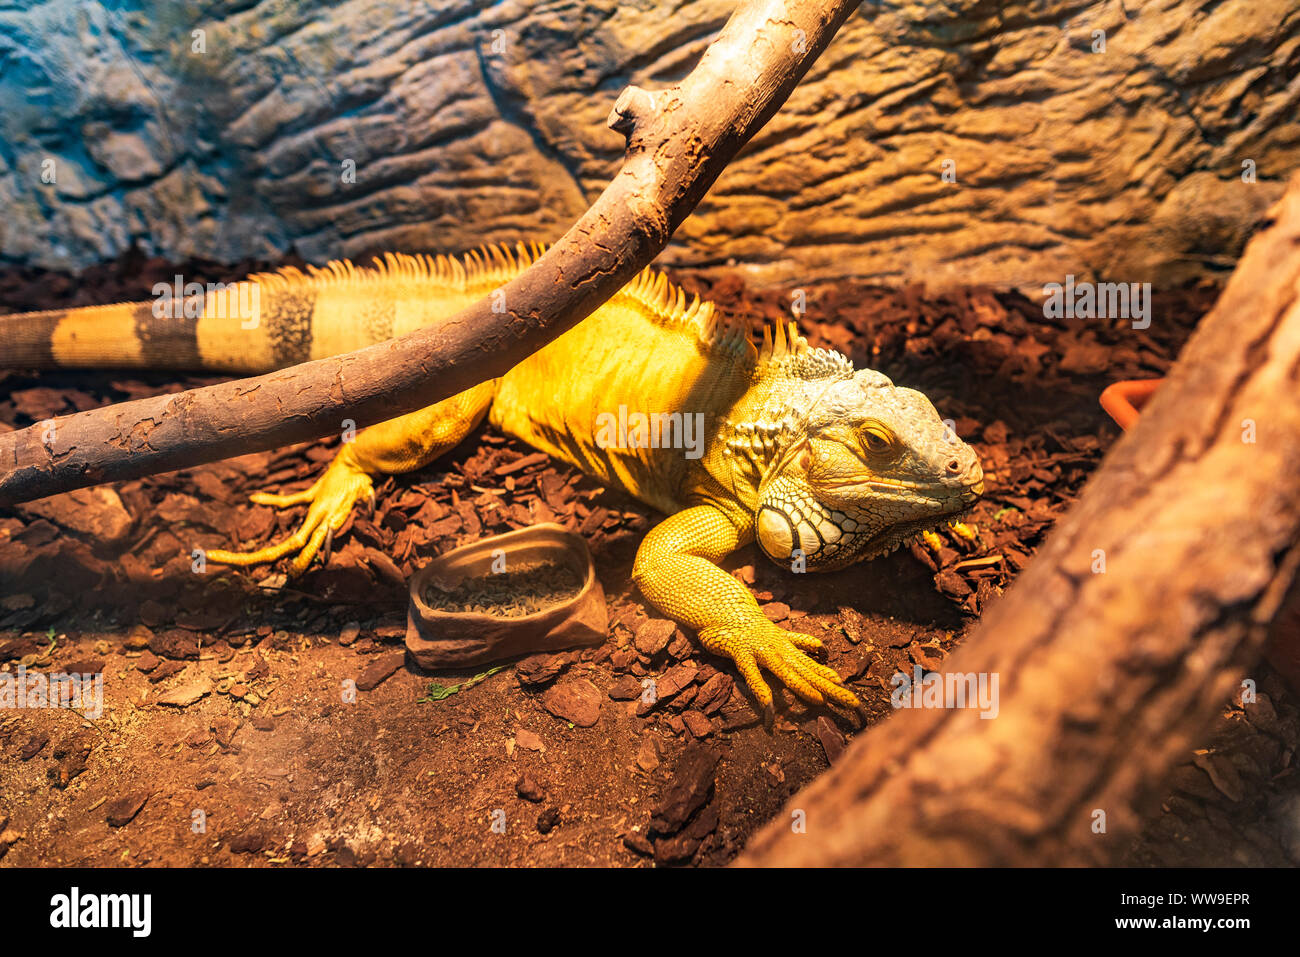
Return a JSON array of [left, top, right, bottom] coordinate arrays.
[[632, 504, 860, 712], [206, 380, 496, 574]]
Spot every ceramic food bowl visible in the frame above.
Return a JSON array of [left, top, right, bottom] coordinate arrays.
[[406, 523, 608, 670]]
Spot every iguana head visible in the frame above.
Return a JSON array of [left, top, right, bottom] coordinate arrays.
[[753, 368, 983, 572]]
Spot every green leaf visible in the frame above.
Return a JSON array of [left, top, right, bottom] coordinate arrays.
[[417, 665, 505, 704], [418, 682, 457, 702]]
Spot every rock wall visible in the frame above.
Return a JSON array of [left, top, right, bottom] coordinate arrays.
[[0, 0, 1296, 289]]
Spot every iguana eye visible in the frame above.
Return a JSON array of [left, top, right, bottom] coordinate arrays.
[[862, 427, 893, 454]]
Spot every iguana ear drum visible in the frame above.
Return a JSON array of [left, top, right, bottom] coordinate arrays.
[[757, 506, 796, 562], [757, 496, 859, 567]]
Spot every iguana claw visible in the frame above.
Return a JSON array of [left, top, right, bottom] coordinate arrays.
[[205, 454, 373, 575], [697, 620, 859, 712]]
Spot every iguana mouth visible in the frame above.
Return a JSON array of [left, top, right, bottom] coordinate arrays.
[[756, 465, 984, 570], [819, 477, 984, 505], [822, 476, 927, 491]]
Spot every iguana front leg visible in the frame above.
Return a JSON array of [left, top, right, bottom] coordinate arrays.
[[632, 504, 859, 712], [207, 381, 496, 573]]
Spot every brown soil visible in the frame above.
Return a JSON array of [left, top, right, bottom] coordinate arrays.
[[1, 249, 1296, 867]]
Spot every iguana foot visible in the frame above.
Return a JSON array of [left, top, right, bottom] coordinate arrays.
[[698, 620, 859, 712], [205, 453, 373, 574]]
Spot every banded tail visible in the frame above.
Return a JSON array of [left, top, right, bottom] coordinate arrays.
[[0, 245, 547, 374], [0, 241, 757, 376]]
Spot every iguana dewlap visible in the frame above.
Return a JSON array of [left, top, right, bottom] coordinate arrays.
[[0, 244, 984, 713]]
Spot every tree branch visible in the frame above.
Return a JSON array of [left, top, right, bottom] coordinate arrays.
[[0, 0, 861, 507], [737, 173, 1300, 867]]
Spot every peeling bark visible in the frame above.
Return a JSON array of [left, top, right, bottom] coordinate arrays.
[[736, 175, 1300, 867], [0, 0, 862, 507]]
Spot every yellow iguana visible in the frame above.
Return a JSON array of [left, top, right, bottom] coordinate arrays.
[[0, 243, 984, 713]]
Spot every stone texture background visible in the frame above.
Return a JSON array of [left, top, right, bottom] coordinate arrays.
[[0, 0, 1296, 290]]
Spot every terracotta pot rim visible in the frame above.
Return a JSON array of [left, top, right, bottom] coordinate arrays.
[[408, 523, 596, 625], [1099, 377, 1163, 431]]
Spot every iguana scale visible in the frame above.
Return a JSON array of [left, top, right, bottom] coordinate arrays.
[[0, 243, 984, 713]]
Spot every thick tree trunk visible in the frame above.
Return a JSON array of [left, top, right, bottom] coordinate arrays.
[[0, 0, 861, 507], [738, 174, 1300, 867]]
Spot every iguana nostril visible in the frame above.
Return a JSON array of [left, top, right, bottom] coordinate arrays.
[[946, 458, 961, 473]]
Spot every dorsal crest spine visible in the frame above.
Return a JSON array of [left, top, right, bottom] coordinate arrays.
[[247, 241, 852, 380]]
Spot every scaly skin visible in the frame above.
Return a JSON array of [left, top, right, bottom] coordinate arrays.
[[0, 243, 984, 715], [632, 506, 853, 709]]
